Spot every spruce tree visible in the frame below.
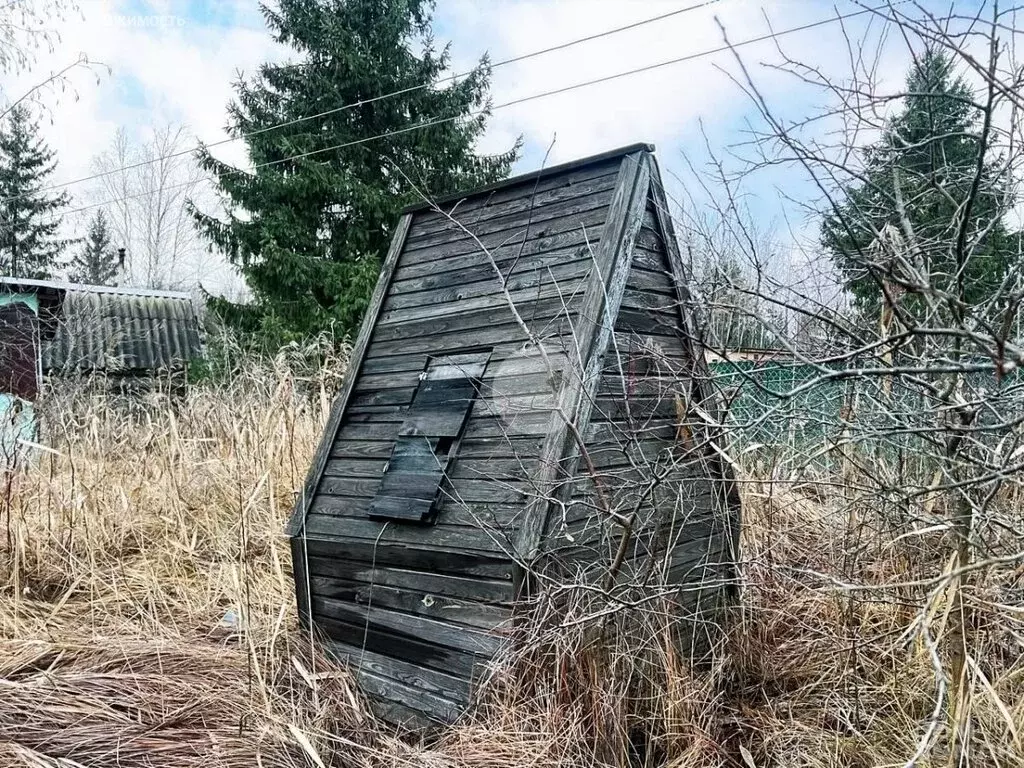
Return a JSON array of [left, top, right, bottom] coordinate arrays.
[[68, 208, 120, 285], [191, 0, 518, 342], [0, 105, 72, 279], [821, 49, 1016, 313]]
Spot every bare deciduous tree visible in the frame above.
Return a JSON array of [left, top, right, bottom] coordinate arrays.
[[0, 2, 103, 121], [673, 4, 1024, 764], [0, 0, 74, 75], [92, 124, 207, 290]]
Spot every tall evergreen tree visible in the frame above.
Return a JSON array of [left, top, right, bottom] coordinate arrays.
[[821, 49, 1017, 313], [68, 208, 120, 285], [191, 0, 519, 341], [0, 105, 71, 279]]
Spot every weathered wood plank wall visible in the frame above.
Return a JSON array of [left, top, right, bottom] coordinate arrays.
[[295, 155, 630, 723], [543, 188, 736, 626], [289, 145, 739, 726]]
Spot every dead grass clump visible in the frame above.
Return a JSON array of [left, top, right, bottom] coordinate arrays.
[[0, 640, 300, 768], [0, 344, 1022, 767], [0, 343, 399, 767], [722, 479, 1024, 767], [445, 587, 727, 768], [0, 635, 388, 768]]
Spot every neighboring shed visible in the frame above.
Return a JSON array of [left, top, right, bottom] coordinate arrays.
[[287, 144, 740, 726], [39, 282, 203, 377]]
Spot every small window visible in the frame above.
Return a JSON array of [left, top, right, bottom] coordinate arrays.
[[368, 349, 491, 523]]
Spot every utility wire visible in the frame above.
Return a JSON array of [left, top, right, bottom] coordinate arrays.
[[7, 0, 721, 205], [54, 1, 896, 221]]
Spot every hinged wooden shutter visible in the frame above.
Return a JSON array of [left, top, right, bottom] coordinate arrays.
[[368, 350, 491, 523]]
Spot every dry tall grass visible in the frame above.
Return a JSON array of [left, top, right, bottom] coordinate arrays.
[[1, 348, 1021, 767]]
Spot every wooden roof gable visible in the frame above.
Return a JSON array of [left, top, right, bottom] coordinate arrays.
[[286, 143, 695, 550]]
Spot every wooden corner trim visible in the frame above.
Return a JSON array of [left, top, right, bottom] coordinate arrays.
[[512, 149, 653, 567], [645, 155, 742, 523]]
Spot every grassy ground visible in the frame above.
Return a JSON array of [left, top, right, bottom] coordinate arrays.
[[0, 352, 1021, 767]]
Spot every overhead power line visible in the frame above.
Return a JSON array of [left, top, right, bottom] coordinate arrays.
[[8, 0, 721, 206], [55, 1, 897, 222]]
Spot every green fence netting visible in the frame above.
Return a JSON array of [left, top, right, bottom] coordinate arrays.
[[707, 359, 1015, 476]]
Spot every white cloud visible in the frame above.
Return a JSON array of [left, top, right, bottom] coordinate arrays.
[[436, 0, 889, 165]]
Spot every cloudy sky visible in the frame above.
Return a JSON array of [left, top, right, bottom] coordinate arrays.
[[3, 0, 963, 296]]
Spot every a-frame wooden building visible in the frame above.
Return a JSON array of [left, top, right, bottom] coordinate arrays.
[[286, 143, 740, 725]]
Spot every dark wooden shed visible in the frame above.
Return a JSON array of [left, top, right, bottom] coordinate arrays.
[[287, 143, 740, 726]]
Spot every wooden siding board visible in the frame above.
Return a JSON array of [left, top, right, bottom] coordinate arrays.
[[328, 436, 545, 463], [620, 285, 681, 312], [310, 500, 528, 534], [301, 515, 519, 558], [312, 584, 509, 632], [402, 186, 617, 255], [309, 496, 526, 530], [286, 213, 413, 537], [634, 225, 666, 253], [321, 457, 388, 478], [314, 476, 529, 503], [616, 304, 685, 334], [306, 561, 514, 603], [407, 164, 621, 236], [362, 320, 577, 360], [378, 282, 588, 327], [325, 440, 395, 460], [457, 435, 546, 460], [314, 612, 479, 679], [371, 297, 577, 344], [585, 419, 679, 447], [627, 264, 680, 296], [353, 367, 560, 406], [334, 413, 553, 443], [632, 241, 671, 271], [324, 455, 540, 482], [348, 387, 418, 409], [590, 395, 681, 425], [382, 441, 447, 479], [302, 537, 514, 580], [595, 372, 690, 395], [367, 494, 435, 523], [354, 667, 464, 726], [581, 442, 676, 471], [357, 355, 564, 386], [324, 639, 473, 710], [312, 598, 503, 657]]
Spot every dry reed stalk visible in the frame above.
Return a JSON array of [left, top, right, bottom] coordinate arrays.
[[0, 342, 1020, 767]]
